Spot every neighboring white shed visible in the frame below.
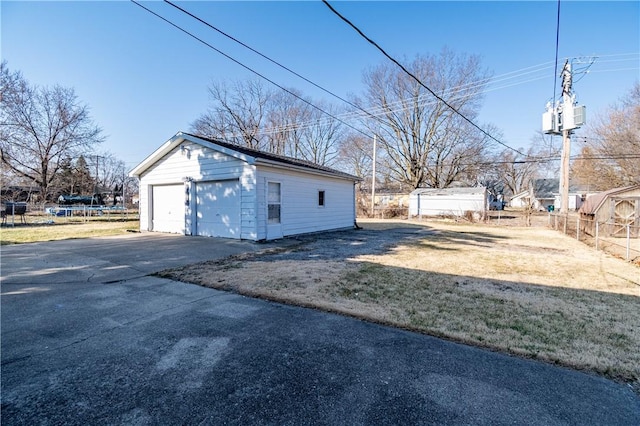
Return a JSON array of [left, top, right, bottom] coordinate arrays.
[[409, 187, 488, 218], [509, 190, 530, 209], [129, 132, 360, 241], [553, 193, 584, 211]]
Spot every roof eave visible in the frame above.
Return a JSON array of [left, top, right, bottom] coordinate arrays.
[[129, 133, 185, 178], [128, 132, 258, 178], [129, 132, 360, 181], [255, 158, 361, 182]]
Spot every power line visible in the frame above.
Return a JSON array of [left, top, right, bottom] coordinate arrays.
[[130, 0, 370, 138], [588, 67, 640, 74], [134, 0, 637, 161], [140, 0, 547, 145], [417, 153, 640, 169], [163, 0, 376, 122], [165, 0, 548, 132], [251, 63, 557, 135], [552, 0, 561, 104], [321, 0, 526, 157]]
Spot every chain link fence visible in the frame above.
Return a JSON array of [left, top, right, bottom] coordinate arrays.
[[548, 213, 640, 264]]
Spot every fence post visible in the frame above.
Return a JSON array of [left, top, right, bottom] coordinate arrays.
[[576, 217, 580, 240], [627, 224, 631, 261], [595, 221, 599, 251]]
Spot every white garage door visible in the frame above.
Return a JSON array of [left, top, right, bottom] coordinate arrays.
[[196, 180, 240, 239], [151, 184, 185, 234]]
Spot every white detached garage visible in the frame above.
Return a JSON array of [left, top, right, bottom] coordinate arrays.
[[129, 132, 360, 241]]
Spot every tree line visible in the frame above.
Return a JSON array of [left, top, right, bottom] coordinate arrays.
[[2, 52, 638, 207], [0, 61, 134, 206]]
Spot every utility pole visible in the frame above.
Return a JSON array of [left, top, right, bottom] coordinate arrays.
[[541, 59, 586, 215], [371, 134, 377, 217], [121, 167, 126, 209], [559, 61, 572, 215]]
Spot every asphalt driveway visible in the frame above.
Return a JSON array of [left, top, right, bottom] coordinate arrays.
[[1, 232, 639, 425]]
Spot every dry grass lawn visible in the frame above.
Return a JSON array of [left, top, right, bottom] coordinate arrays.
[[159, 219, 640, 389], [0, 218, 139, 244]]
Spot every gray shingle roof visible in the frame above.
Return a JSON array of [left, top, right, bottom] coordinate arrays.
[[182, 132, 361, 181]]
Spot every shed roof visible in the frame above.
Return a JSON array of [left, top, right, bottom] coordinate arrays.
[[510, 190, 530, 201], [410, 187, 486, 196], [130, 132, 361, 181], [579, 185, 640, 215]]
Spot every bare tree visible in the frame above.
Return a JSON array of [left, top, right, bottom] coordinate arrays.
[[89, 152, 126, 191], [191, 79, 273, 150], [0, 62, 104, 203], [572, 82, 640, 189], [354, 49, 495, 189], [191, 78, 346, 166], [265, 89, 310, 158], [336, 133, 373, 180], [298, 103, 343, 166], [497, 147, 543, 197]]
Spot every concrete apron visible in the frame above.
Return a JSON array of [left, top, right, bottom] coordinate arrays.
[[0, 232, 273, 286]]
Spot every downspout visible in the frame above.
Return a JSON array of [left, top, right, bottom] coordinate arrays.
[[354, 182, 362, 229]]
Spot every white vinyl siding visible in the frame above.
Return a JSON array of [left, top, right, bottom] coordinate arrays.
[[256, 166, 354, 239]]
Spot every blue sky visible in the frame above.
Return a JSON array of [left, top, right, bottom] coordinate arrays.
[[2, 1, 639, 169]]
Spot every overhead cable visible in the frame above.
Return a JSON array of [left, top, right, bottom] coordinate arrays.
[[130, 0, 370, 138], [551, 0, 562, 103], [139, 0, 549, 141], [321, 0, 526, 156], [163, 0, 378, 123], [163, 0, 553, 147], [418, 153, 640, 169]]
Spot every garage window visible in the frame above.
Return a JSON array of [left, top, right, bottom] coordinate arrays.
[[318, 190, 325, 207]]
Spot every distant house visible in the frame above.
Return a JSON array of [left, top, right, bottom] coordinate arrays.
[[509, 179, 584, 211], [578, 185, 640, 237], [409, 187, 488, 218], [129, 132, 360, 241], [1, 185, 40, 203]]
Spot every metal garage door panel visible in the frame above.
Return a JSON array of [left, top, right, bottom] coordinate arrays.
[[152, 184, 185, 234], [196, 181, 240, 238]]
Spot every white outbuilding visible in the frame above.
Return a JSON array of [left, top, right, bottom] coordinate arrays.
[[409, 187, 489, 218], [129, 132, 360, 241]]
